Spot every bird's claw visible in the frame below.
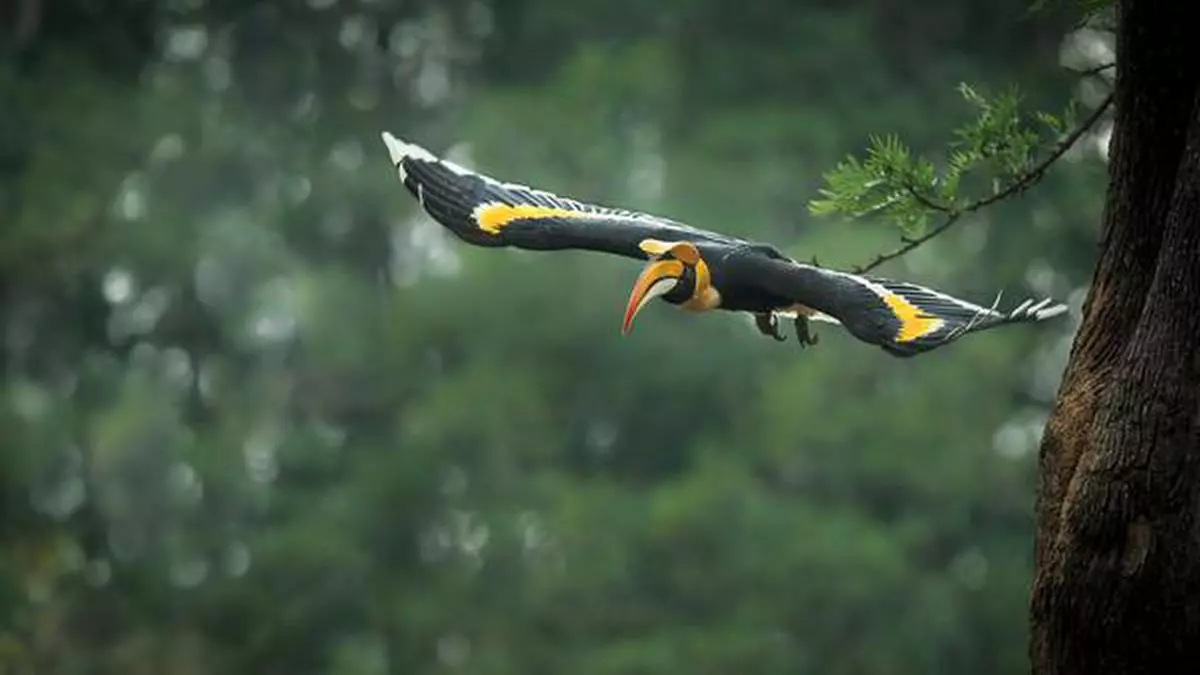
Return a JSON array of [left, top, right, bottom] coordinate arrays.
[[794, 316, 819, 348], [756, 312, 818, 348], [754, 312, 788, 342]]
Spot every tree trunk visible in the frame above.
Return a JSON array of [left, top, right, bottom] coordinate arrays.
[[1030, 2, 1200, 673]]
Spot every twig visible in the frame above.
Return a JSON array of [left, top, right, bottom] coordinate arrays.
[[904, 184, 952, 213], [1077, 62, 1116, 78], [853, 214, 963, 274], [854, 91, 1114, 274]]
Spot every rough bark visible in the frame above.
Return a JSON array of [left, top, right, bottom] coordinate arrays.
[[1030, 2, 1200, 673]]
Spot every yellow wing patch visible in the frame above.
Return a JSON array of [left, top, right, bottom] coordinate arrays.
[[882, 293, 944, 342], [473, 203, 592, 235], [638, 239, 701, 264]]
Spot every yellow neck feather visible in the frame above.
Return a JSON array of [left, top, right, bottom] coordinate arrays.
[[682, 257, 721, 311]]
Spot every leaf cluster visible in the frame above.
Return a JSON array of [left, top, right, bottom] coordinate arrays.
[[808, 83, 1081, 238]]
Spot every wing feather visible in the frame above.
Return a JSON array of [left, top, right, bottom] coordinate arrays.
[[746, 255, 1067, 357], [382, 132, 739, 259]]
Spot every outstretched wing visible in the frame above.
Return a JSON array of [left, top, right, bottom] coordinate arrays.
[[381, 132, 741, 260], [745, 254, 1067, 357]]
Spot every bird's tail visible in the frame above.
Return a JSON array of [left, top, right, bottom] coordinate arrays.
[[861, 277, 1068, 357]]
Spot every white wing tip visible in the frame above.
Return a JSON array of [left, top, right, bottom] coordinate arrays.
[[1032, 302, 1068, 321], [1009, 297, 1067, 322], [380, 131, 436, 166]]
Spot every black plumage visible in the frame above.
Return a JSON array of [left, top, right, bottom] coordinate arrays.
[[382, 132, 1066, 357]]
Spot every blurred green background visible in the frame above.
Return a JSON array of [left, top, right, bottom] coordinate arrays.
[[2, 1, 1111, 673]]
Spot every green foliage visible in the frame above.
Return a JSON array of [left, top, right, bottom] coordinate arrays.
[[809, 82, 1087, 241]]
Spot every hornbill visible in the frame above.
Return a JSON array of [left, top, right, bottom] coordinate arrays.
[[381, 132, 1067, 357]]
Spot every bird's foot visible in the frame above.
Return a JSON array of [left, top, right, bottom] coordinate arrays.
[[793, 316, 819, 348], [754, 312, 788, 342]]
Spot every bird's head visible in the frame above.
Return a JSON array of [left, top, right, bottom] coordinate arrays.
[[621, 239, 717, 335]]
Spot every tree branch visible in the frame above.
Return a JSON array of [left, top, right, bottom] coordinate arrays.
[[904, 184, 953, 213], [854, 91, 1115, 274]]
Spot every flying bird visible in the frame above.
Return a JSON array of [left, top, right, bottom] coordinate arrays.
[[380, 132, 1066, 357]]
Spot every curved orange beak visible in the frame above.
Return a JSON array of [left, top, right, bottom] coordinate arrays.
[[621, 259, 684, 335]]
